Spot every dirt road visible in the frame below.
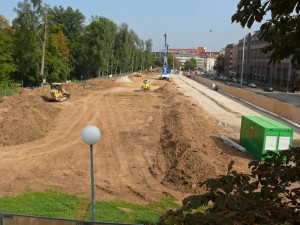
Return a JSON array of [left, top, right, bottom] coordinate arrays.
[[0, 74, 255, 204]]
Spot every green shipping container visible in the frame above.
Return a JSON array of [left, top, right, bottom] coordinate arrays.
[[240, 116, 294, 159]]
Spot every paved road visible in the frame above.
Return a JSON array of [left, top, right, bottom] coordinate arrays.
[[172, 74, 300, 142], [221, 81, 300, 107], [247, 88, 300, 107]]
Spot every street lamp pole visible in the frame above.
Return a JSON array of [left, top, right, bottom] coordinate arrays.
[[173, 53, 175, 71], [89, 144, 96, 221], [240, 27, 246, 85], [81, 125, 101, 222], [210, 29, 212, 75]]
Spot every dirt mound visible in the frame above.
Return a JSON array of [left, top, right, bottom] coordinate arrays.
[[0, 78, 118, 146], [83, 78, 118, 90], [115, 76, 132, 83], [151, 83, 251, 194], [0, 88, 61, 146]]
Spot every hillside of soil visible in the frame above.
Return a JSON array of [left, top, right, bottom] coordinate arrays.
[[0, 74, 252, 203]]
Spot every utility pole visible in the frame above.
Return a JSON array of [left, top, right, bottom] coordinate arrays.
[[173, 53, 175, 71], [240, 27, 246, 86]]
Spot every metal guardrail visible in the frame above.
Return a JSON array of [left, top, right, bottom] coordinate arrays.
[[0, 214, 144, 225]]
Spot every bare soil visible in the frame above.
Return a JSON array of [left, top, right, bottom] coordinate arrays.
[[0, 74, 252, 204]]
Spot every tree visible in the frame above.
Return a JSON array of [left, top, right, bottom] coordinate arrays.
[[154, 57, 163, 68], [14, 0, 49, 85], [0, 18, 17, 86], [232, 0, 300, 65], [184, 58, 197, 70], [0, 15, 10, 29], [144, 39, 155, 69], [114, 23, 132, 73], [83, 16, 117, 77], [13, 19, 40, 86], [168, 54, 181, 70], [158, 148, 300, 224], [46, 27, 70, 82], [48, 6, 85, 80], [213, 54, 224, 74]]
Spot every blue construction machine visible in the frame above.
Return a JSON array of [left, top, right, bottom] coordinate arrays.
[[160, 33, 170, 81]]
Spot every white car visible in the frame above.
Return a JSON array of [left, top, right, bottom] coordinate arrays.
[[248, 82, 257, 88]]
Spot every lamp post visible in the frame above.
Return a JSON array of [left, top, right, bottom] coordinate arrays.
[[81, 125, 101, 222], [209, 29, 212, 75], [240, 27, 246, 86]]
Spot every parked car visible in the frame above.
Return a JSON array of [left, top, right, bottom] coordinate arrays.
[[264, 86, 274, 92], [225, 81, 232, 86], [242, 80, 248, 85], [248, 82, 257, 88]]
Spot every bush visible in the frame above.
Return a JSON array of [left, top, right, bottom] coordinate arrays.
[[0, 81, 20, 91], [157, 148, 300, 225]]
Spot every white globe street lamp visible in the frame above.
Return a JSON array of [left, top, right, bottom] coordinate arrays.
[[81, 125, 101, 222]]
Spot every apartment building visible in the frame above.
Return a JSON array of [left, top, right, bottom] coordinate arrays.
[[168, 47, 206, 56], [224, 43, 238, 76], [152, 46, 219, 71], [236, 30, 296, 90]]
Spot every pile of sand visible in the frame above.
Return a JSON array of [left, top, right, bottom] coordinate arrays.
[[115, 76, 132, 83]]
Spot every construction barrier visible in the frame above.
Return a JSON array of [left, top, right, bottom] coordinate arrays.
[[192, 75, 300, 125], [0, 214, 143, 225]]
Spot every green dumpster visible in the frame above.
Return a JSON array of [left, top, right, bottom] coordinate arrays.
[[240, 116, 294, 159]]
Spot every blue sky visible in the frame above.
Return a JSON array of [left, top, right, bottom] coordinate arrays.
[[0, 0, 264, 52]]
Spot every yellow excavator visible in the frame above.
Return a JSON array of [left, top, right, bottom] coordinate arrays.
[[48, 83, 71, 102]]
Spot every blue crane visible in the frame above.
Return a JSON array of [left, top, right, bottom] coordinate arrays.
[[160, 33, 170, 80]]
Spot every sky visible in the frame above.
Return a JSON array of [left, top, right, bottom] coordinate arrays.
[[0, 0, 265, 52]]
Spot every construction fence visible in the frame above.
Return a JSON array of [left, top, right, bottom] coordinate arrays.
[[191, 75, 300, 125], [0, 214, 144, 225]]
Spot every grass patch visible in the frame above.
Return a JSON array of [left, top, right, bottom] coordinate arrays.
[[0, 87, 21, 99], [0, 191, 180, 224], [0, 190, 82, 219], [84, 198, 180, 224]]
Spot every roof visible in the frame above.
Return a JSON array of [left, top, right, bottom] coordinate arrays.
[[243, 116, 292, 130]]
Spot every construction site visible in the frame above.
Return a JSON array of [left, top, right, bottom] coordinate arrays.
[[0, 73, 266, 205]]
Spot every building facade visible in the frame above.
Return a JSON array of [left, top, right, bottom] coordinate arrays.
[[152, 46, 220, 71], [168, 47, 206, 56], [224, 43, 238, 76], [236, 31, 295, 90]]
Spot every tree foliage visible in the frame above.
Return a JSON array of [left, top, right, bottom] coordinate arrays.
[[213, 54, 224, 74], [157, 148, 300, 225], [184, 58, 197, 70], [232, 0, 300, 65], [0, 27, 17, 85], [46, 29, 70, 82], [0, 15, 10, 29], [1, 0, 154, 86], [167, 54, 181, 70], [13, 0, 49, 85]]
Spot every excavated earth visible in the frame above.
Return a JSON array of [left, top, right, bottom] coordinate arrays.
[[0, 74, 252, 204]]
